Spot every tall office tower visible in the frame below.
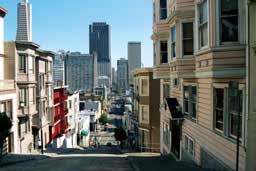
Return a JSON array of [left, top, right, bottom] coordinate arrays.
[[117, 58, 129, 93], [112, 67, 116, 85], [128, 42, 141, 85], [53, 51, 65, 87], [89, 22, 111, 87], [16, 0, 32, 41], [65, 52, 98, 92]]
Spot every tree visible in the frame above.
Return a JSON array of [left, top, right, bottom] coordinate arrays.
[[99, 114, 109, 125], [114, 127, 127, 148], [0, 112, 12, 162]]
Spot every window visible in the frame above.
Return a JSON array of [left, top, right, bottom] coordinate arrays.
[[198, 0, 208, 48], [173, 78, 180, 88], [213, 85, 244, 141], [29, 87, 36, 105], [214, 88, 224, 131], [18, 117, 30, 138], [184, 135, 194, 156], [171, 26, 176, 58], [183, 85, 197, 119], [182, 22, 194, 56], [163, 84, 170, 99], [160, 0, 167, 20], [220, 0, 238, 42], [163, 123, 170, 145], [19, 55, 26, 73], [19, 88, 27, 108], [28, 56, 34, 74], [153, 2, 156, 23], [140, 105, 149, 123], [229, 90, 243, 138], [0, 101, 12, 120], [160, 41, 168, 63], [141, 78, 149, 96], [153, 43, 156, 65]]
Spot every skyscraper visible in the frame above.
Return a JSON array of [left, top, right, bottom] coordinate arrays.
[[117, 58, 128, 93], [128, 42, 141, 85], [89, 22, 111, 87], [53, 51, 65, 87], [16, 0, 32, 42], [65, 52, 98, 92]]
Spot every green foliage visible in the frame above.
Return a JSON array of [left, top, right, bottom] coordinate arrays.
[[0, 112, 12, 160], [99, 114, 109, 125], [114, 127, 127, 142]]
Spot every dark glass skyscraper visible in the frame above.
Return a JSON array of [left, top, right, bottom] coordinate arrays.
[[89, 22, 111, 85]]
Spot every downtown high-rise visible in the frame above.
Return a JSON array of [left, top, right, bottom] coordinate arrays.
[[128, 42, 141, 85], [16, 0, 32, 41], [117, 58, 128, 93], [89, 22, 111, 87]]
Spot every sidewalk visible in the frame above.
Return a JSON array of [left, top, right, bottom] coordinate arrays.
[[0, 153, 49, 167], [126, 152, 211, 171]]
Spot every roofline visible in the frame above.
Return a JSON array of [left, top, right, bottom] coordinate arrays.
[[133, 67, 153, 75], [15, 41, 40, 49], [0, 6, 8, 17]]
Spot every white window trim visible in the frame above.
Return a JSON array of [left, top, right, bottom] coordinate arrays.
[[139, 105, 150, 124], [180, 19, 195, 58], [184, 134, 195, 157], [159, 40, 169, 64], [183, 83, 198, 120], [139, 76, 149, 96], [196, 0, 210, 51], [170, 25, 176, 59]]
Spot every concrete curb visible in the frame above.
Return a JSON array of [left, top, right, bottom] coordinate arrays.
[[0, 155, 50, 168]]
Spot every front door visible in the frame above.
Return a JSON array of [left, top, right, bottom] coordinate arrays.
[[171, 121, 181, 159], [8, 133, 14, 153]]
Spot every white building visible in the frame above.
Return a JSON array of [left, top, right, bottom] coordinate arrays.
[[16, 0, 32, 42], [0, 6, 19, 154], [128, 42, 141, 85]]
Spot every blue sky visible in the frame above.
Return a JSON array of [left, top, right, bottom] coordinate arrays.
[[1, 0, 153, 68]]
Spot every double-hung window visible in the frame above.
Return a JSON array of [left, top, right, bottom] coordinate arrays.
[[160, 0, 167, 20], [183, 85, 197, 119], [171, 26, 176, 58], [220, 0, 238, 43], [198, 0, 208, 48], [28, 56, 34, 74], [160, 41, 168, 64], [182, 22, 194, 56], [213, 85, 244, 141], [0, 101, 12, 120], [184, 135, 194, 156], [19, 88, 27, 108], [19, 55, 26, 73]]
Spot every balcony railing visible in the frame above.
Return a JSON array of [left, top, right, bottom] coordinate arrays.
[[0, 80, 15, 91]]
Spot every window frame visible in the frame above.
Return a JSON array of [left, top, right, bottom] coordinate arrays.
[[19, 88, 27, 108], [139, 105, 149, 124], [184, 135, 195, 157], [19, 54, 27, 73], [159, 0, 167, 20], [197, 0, 209, 50], [182, 21, 194, 57], [219, 0, 239, 44], [212, 84, 245, 144], [171, 26, 176, 59], [183, 84, 198, 120], [0, 100, 13, 120], [139, 77, 149, 96], [160, 40, 168, 64]]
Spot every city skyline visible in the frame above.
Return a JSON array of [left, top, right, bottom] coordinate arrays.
[[1, 0, 153, 68]]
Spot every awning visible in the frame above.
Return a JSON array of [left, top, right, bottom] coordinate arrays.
[[165, 98, 183, 120], [81, 130, 89, 136]]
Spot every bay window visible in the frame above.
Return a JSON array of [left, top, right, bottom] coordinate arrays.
[[198, 0, 208, 48], [19, 54, 26, 73], [19, 88, 27, 108]]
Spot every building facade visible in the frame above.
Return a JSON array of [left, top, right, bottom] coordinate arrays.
[[0, 6, 19, 155], [117, 58, 129, 93], [246, 1, 256, 171], [64, 52, 98, 93], [133, 68, 161, 152], [128, 42, 141, 85], [53, 51, 65, 87], [16, 0, 32, 42], [52, 86, 68, 148], [89, 22, 111, 83], [153, 0, 247, 170]]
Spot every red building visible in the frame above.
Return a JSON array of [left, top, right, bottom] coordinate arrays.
[[51, 86, 68, 140]]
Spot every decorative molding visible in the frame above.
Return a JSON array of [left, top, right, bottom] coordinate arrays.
[[195, 68, 246, 78]]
